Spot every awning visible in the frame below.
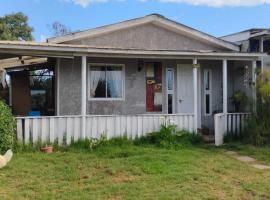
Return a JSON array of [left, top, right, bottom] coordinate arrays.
[[0, 40, 266, 61]]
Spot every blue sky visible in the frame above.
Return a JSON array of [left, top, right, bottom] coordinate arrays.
[[0, 0, 270, 41]]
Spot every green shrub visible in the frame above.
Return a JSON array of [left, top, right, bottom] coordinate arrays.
[[0, 100, 16, 153], [242, 70, 270, 146], [135, 126, 203, 148]]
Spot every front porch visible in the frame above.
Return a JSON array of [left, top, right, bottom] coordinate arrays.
[[0, 41, 262, 146]]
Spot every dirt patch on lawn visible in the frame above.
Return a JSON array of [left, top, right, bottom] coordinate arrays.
[[112, 172, 139, 184], [108, 194, 123, 200]]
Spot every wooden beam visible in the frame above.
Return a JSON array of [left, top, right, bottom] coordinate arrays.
[[193, 59, 198, 132]]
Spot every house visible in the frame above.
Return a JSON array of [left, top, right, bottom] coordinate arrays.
[[221, 28, 270, 70], [0, 14, 264, 146]]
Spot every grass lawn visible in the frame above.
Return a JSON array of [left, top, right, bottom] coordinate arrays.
[[1, 144, 270, 200]]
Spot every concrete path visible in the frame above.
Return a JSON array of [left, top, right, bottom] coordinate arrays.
[[225, 151, 270, 170]]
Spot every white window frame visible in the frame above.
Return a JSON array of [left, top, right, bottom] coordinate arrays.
[[88, 63, 125, 101], [203, 69, 212, 116], [166, 68, 175, 114]]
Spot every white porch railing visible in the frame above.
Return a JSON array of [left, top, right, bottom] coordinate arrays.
[[16, 114, 195, 145], [214, 113, 250, 146]]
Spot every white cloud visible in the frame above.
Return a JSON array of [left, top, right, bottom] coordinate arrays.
[[140, 0, 270, 7], [62, 0, 270, 7], [40, 34, 47, 42], [62, 0, 125, 7], [72, 0, 108, 7]]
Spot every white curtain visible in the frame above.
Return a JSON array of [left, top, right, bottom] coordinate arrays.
[[108, 69, 122, 98], [90, 70, 102, 97]]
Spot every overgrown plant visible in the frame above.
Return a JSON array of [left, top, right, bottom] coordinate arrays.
[[135, 116, 203, 148], [89, 134, 108, 150], [230, 90, 248, 112], [245, 70, 270, 145], [0, 100, 16, 153]]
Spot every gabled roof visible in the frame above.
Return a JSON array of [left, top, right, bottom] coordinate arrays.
[[47, 14, 239, 51]]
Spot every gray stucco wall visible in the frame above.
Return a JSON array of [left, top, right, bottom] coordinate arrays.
[[58, 57, 82, 115], [58, 57, 193, 115], [58, 57, 253, 131], [87, 58, 192, 115], [66, 23, 226, 51]]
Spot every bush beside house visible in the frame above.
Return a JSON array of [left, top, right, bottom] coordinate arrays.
[[244, 70, 270, 145], [0, 100, 16, 153]]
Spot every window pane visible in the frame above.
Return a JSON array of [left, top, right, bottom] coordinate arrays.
[[106, 66, 123, 98], [206, 94, 210, 114], [168, 94, 173, 114], [90, 66, 106, 98], [250, 39, 260, 52], [204, 71, 209, 90], [167, 69, 173, 91], [264, 40, 270, 54]]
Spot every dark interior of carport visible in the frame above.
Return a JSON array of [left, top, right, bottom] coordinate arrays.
[[0, 54, 56, 116]]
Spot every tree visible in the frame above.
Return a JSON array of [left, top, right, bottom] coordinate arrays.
[[48, 21, 71, 37], [0, 12, 33, 41]]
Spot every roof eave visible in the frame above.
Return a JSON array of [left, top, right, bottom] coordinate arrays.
[[0, 42, 263, 61]]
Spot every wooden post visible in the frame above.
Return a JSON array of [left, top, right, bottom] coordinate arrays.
[[193, 59, 198, 133], [81, 56, 87, 139], [223, 59, 228, 114], [260, 37, 264, 53], [260, 37, 264, 72], [56, 58, 60, 116]]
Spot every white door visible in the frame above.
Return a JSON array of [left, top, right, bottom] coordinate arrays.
[[177, 64, 194, 113]]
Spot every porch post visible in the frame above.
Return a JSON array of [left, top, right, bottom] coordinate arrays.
[[81, 56, 87, 139], [252, 60, 257, 113], [260, 37, 264, 53], [223, 59, 228, 114], [260, 37, 264, 72], [56, 58, 60, 116], [193, 59, 198, 132]]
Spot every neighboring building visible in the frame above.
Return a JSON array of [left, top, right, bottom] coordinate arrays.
[[221, 29, 270, 70], [0, 14, 264, 145]]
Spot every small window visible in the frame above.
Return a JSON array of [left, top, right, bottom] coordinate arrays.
[[167, 69, 173, 91], [204, 69, 212, 116], [204, 70, 211, 91], [205, 94, 210, 114], [89, 64, 124, 100], [166, 68, 174, 114], [168, 94, 173, 114]]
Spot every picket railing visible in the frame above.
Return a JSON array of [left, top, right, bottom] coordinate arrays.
[[214, 113, 250, 146], [16, 114, 195, 145]]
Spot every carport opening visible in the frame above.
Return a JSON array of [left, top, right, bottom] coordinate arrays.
[[5, 59, 56, 116]]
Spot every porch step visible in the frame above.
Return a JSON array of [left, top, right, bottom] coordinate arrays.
[[198, 128, 215, 144], [201, 134, 215, 144]]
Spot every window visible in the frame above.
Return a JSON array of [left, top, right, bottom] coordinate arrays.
[[264, 40, 270, 54], [204, 69, 212, 116], [89, 64, 124, 100], [250, 39, 260, 52], [166, 68, 174, 114]]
